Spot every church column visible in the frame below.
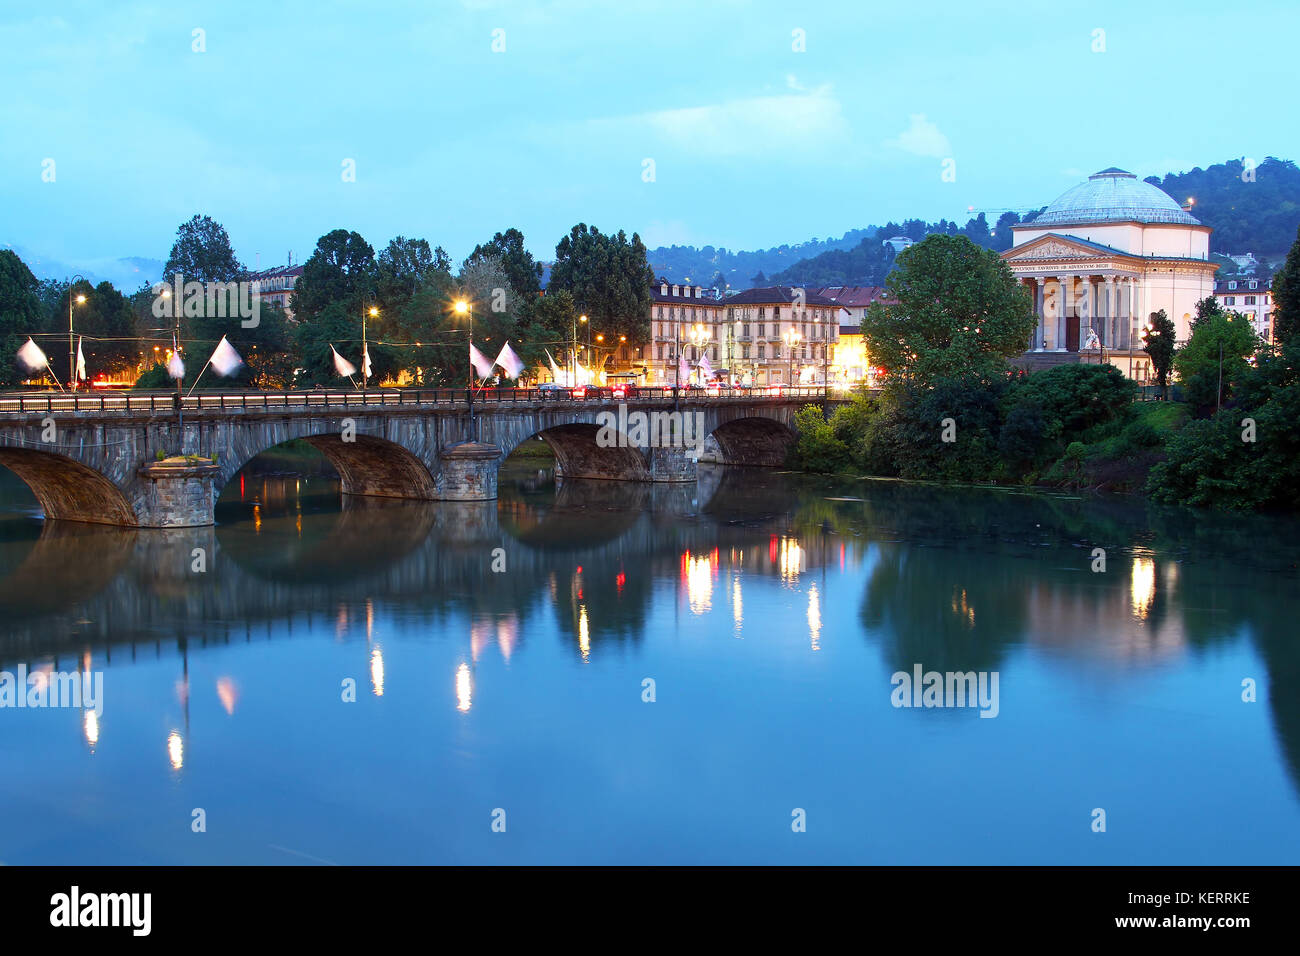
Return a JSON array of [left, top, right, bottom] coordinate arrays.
[[1056, 274, 1070, 351], [1127, 277, 1138, 350], [1033, 278, 1045, 350], [1079, 276, 1094, 350], [1104, 275, 1116, 349]]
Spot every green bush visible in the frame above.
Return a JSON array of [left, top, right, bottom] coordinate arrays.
[[791, 405, 851, 473]]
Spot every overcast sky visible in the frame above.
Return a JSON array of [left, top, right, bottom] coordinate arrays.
[[2, 0, 1296, 272]]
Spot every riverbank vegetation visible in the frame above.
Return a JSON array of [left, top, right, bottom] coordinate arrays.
[[791, 230, 1300, 513]]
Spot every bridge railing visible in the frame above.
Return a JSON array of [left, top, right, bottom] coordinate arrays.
[[0, 386, 836, 416]]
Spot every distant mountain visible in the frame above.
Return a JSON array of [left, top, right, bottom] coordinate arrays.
[[1, 243, 164, 291], [662, 157, 1300, 291], [1143, 157, 1300, 260], [646, 228, 876, 289]]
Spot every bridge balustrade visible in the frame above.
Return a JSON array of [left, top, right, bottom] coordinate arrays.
[[0, 386, 833, 416]]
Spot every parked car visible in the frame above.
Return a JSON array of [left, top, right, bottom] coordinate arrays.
[[571, 385, 611, 400], [610, 383, 629, 399], [537, 382, 570, 398]]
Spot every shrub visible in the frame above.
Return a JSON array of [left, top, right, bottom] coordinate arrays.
[[791, 404, 851, 473]]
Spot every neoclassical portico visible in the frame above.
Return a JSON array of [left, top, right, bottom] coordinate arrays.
[[1001, 168, 1218, 378]]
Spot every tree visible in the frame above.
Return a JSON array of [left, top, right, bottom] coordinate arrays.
[[547, 224, 654, 343], [515, 290, 577, 379], [1173, 299, 1260, 413], [163, 215, 243, 282], [291, 229, 377, 323], [860, 234, 1035, 386], [292, 302, 360, 386], [1272, 224, 1300, 345], [1142, 309, 1177, 393], [466, 229, 544, 301], [0, 250, 44, 387], [53, 280, 140, 377]]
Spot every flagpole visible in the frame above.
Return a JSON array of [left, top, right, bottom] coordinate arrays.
[[185, 361, 213, 397]]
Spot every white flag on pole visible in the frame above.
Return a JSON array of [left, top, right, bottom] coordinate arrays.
[[469, 342, 496, 380], [494, 341, 525, 380], [545, 348, 566, 385], [76, 336, 87, 381], [331, 345, 357, 378], [362, 343, 372, 380], [678, 352, 691, 385], [698, 351, 714, 382], [167, 351, 186, 380], [16, 337, 48, 373], [209, 336, 244, 377]]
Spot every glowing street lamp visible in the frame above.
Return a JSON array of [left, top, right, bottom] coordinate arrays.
[[68, 276, 87, 391], [783, 328, 801, 386], [363, 305, 378, 389]]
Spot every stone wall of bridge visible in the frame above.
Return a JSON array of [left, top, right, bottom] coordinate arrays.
[[0, 397, 815, 527]]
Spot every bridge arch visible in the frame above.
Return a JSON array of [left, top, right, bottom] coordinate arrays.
[[0, 448, 138, 525], [705, 416, 796, 467], [503, 423, 651, 482], [218, 431, 439, 501]]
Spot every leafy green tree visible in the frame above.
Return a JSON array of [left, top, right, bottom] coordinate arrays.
[[466, 229, 544, 301], [1173, 300, 1260, 412], [0, 250, 44, 387], [1004, 363, 1135, 439], [1142, 309, 1177, 392], [292, 302, 360, 386], [860, 234, 1035, 386], [163, 215, 244, 282], [791, 405, 850, 473], [47, 279, 140, 379], [515, 289, 577, 379], [1272, 224, 1300, 345], [291, 230, 377, 323], [548, 224, 653, 342]]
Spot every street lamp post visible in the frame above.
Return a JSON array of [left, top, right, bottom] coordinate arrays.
[[783, 328, 801, 387], [1216, 314, 1233, 413], [363, 305, 378, 389], [68, 275, 86, 391], [689, 324, 710, 386], [455, 299, 475, 439]]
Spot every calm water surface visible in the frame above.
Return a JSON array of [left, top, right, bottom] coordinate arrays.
[[1, 459, 1298, 864]]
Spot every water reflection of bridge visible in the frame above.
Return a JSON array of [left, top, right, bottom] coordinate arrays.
[[2, 470, 1299, 797], [0, 466, 836, 666]]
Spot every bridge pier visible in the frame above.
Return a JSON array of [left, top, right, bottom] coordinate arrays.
[[646, 445, 698, 482], [135, 458, 221, 528], [437, 442, 502, 501]]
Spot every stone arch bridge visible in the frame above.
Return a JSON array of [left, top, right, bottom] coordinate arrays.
[[0, 387, 839, 527]]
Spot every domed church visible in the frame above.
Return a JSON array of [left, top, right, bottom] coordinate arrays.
[[1001, 168, 1217, 380]]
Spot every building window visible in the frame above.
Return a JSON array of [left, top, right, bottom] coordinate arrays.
[[1225, 297, 1235, 305], [1228, 281, 1237, 290], [1246, 296, 1257, 305], [758, 344, 766, 359], [742, 345, 750, 359], [758, 324, 765, 337]]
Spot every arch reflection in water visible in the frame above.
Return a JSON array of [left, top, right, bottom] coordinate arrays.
[[3, 460, 1300, 862]]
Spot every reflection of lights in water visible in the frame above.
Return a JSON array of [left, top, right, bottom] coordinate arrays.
[[952, 588, 975, 627], [83, 710, 99, 749], [808, 583, 821, 650], [366, 599, 374, 644], [616, 571, 625, 595], [682, 550, 717, 614], [497, 614, 518, 662], [335, 605, 349, 640], [456, 662, 472, 712], [370, 646, 385, 697], [1131, 558, 1156, 618], [578, 605, 590, 661], [296, 513, 302, 536], [216, 677, 238, 715], [779, 537, 804, 582], [1163, 561, 1179, 591], [167, 731, 184, 770], [732, 575, 743, 635], [471, 618, 492, 663], [253, 503, 261, 534]]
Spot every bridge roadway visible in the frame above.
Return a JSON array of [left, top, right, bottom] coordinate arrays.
[[0, 387, 842, 528]]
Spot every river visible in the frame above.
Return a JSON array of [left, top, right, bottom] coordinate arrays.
[[1, 455, 1298, 864]]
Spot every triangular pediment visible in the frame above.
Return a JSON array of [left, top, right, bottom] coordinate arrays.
[[1002, 233, 1130, 263]]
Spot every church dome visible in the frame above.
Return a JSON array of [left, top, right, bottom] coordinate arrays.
[[1032, 168, 1200, 227]]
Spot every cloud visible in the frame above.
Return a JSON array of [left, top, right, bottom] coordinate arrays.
[[583, 84, 845, 158], [886, 113, 951, 159]]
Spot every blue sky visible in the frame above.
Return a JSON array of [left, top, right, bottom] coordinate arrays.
[[2, 0, 1297, 275]]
